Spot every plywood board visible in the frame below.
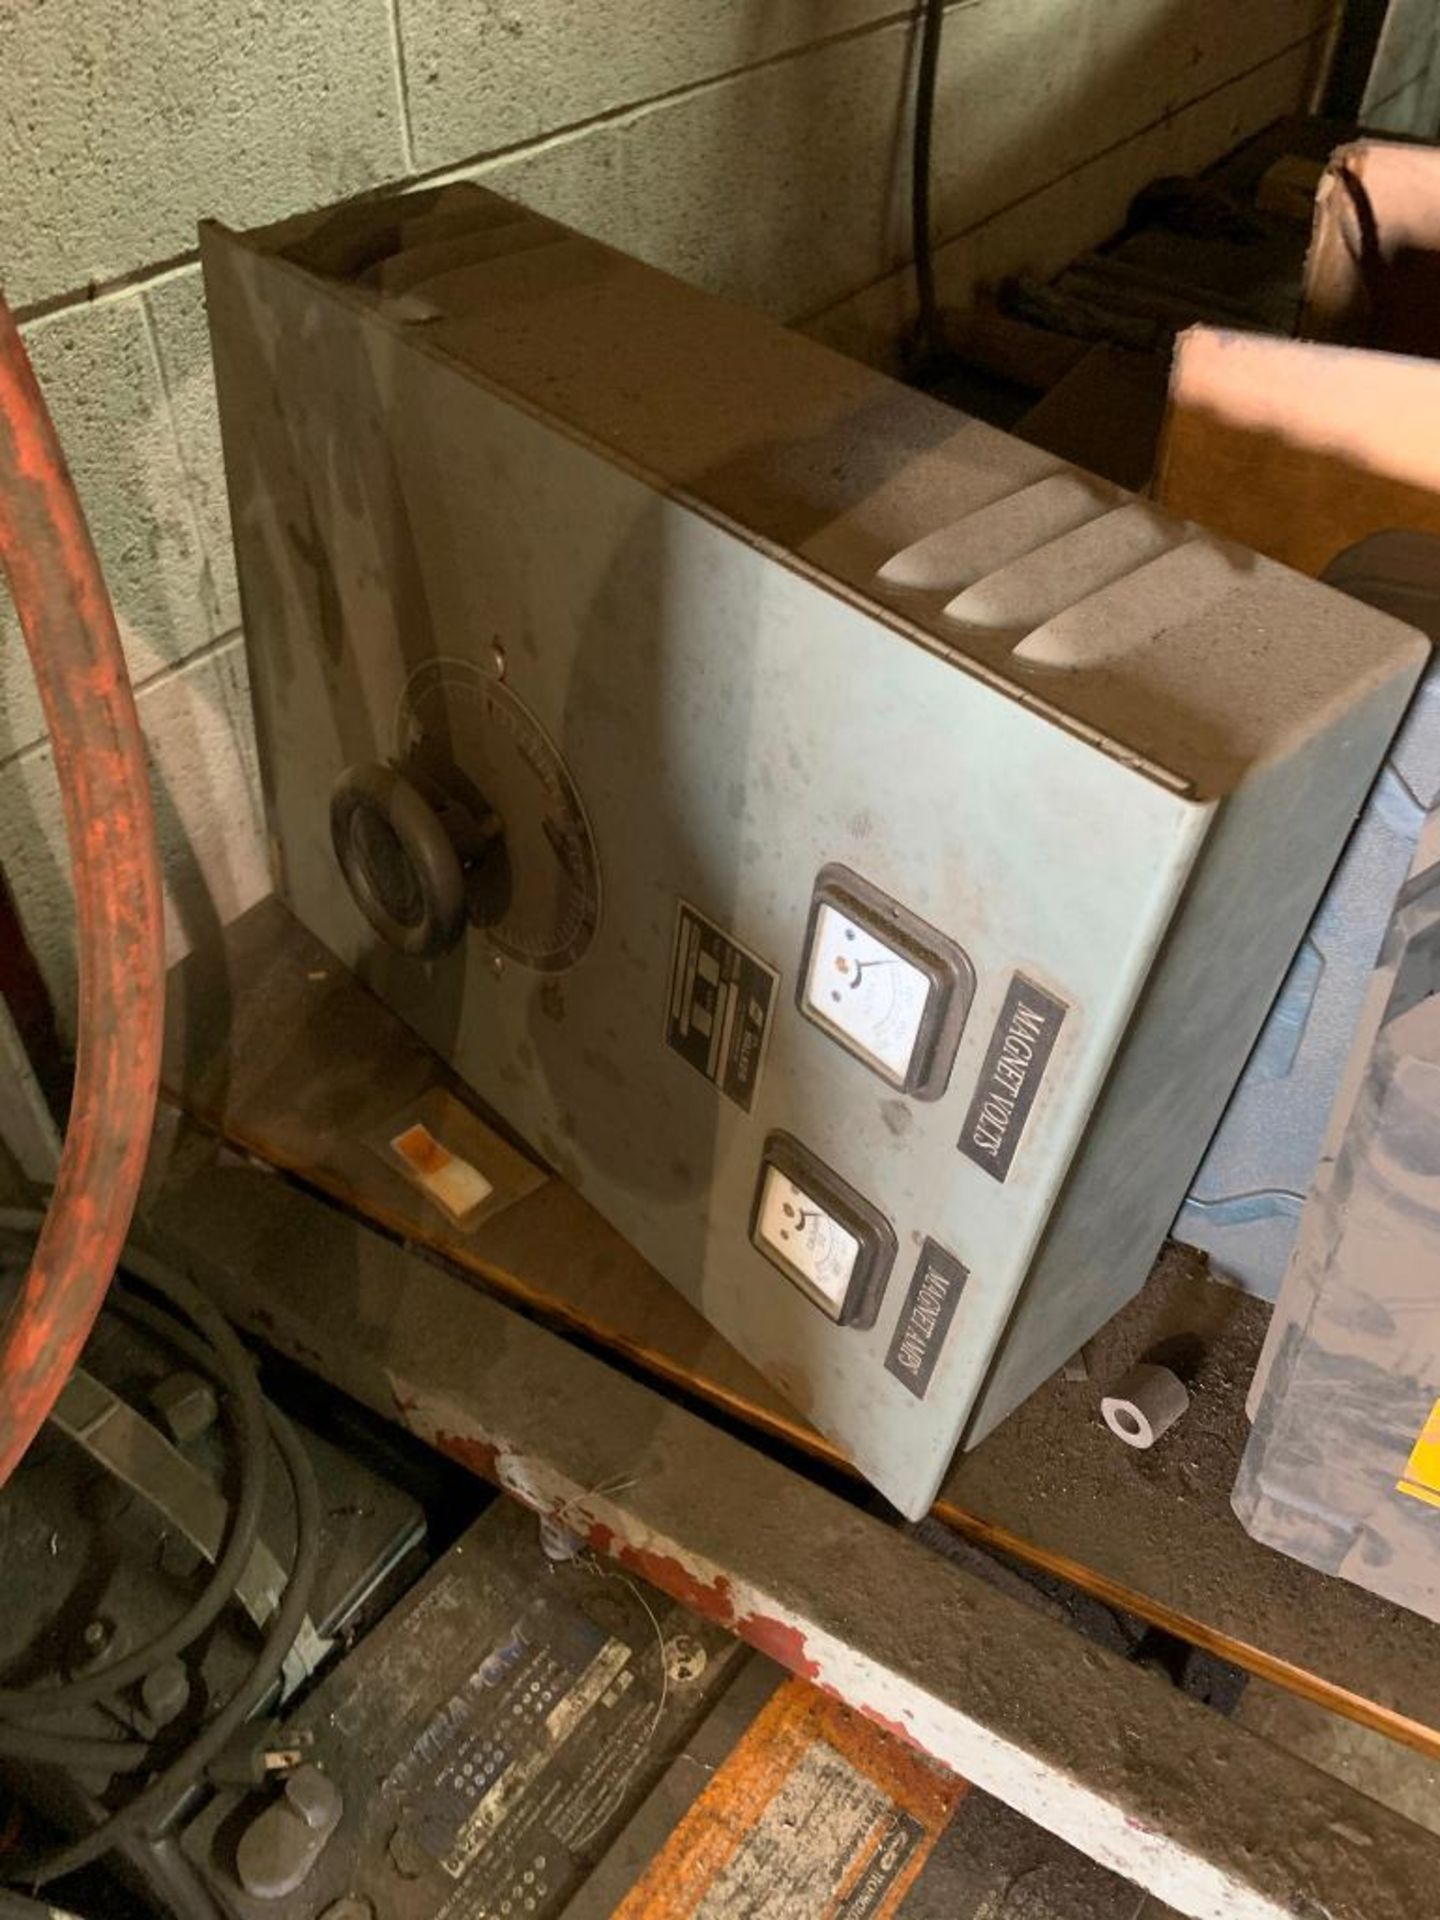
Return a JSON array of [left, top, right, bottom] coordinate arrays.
[[1256, 152, 1325, 221], [1154, 324, 1440, 574], [1014, 344, 1168, 491]]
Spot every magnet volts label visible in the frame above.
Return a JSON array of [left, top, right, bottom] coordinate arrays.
[[958, 974, 1067, 1181], [885, 1239, 968, 1399], [666, 902, 778, 1112]]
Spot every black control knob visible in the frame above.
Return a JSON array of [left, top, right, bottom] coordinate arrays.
[[330, 762, 485, 959]]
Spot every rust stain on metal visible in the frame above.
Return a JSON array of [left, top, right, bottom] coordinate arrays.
[[732, 1611, 821, 1681], [589, 1523, 738, 1626], [608, 1678, 962, 1918], [853, 1701, 920, 1750], [432, 1427, 504, 1486], [427, 1426, 828, 1689]]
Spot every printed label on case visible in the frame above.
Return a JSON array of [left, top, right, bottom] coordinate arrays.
[[665, 902, 778, 1113], [885, 1239, 968, 1399], [957, 974, 1067, 1181]]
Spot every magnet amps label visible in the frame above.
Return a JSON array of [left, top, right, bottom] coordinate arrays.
[[885, 1239, 969, 1399]]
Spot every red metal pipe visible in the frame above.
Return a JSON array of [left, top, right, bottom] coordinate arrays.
[[0, 293, 165, 1486]]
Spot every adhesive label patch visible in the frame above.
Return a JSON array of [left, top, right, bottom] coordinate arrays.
[[666, 902, 778, 1113], [957, 974, 1067, 1181], [885, 1239, 969, 1400], [1398, 1398, 1440, 1509]]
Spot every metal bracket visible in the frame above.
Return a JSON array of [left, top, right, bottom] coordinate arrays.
[[52, 1368, 330, 1691]]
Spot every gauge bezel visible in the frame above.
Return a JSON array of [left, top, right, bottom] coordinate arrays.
[[749, 1131, 896, 1328], [797, 864, 975, 1100]]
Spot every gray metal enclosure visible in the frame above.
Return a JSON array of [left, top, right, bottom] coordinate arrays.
[[204, 183, 1425, 1517]]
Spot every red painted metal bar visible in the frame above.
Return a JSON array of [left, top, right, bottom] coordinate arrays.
[[0, 292, 165, 1485]]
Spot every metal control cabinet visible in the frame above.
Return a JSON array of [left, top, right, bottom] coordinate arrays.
[[204, 185, 1427, 1518]]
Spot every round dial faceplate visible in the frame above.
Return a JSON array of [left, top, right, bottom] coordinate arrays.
[[804, 903, 930, 1081], [755, 1165, 861, 1312]]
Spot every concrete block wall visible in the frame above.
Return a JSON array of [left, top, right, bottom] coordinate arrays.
[[0, 0, 1338, 1024]]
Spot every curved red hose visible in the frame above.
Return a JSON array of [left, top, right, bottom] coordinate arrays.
[[0, 293, 165, 1487]]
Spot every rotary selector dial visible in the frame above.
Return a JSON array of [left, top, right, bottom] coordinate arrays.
[[398, 658, 600, 972]]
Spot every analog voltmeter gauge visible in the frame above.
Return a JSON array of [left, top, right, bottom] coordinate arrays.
[[805, 905, 930, 1080], [750, 1133, 895, 1326], [797, 867, 975, 1099]]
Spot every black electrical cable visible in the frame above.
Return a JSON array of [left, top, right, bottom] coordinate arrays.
[[19, 1404, 322, 1888], [0, 1889, 95, 1920], [911, 0, 947, 371], [106, 1288, 241, 1410], [0, 1217, 269, 1723], [0, 1727, 149, 1772], [0, 1220, 325, 1893]]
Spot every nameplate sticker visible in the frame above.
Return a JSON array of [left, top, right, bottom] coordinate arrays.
[[957, 974, 1067, 1182], [884, 1239, 969, 1399], [665, 901, 778, 1113]]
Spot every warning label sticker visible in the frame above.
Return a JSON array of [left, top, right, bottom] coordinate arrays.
[[611, 1680, 962, 1919], [1397, 1397, 1440, 1509], [666, 902, 778, 1113]]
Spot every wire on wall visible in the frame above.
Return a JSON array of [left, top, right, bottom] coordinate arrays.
[[911, 0, 948, 371]]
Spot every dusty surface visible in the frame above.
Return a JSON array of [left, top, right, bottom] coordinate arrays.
[[1239, 1679, 1440, 1843], [905, 1790, 1177, 1918], [939, 1245, 1440, 1751]]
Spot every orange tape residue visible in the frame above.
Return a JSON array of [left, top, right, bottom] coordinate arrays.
[[388, 1120, 494, 1223], [392, 1122, 450, 1178]]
